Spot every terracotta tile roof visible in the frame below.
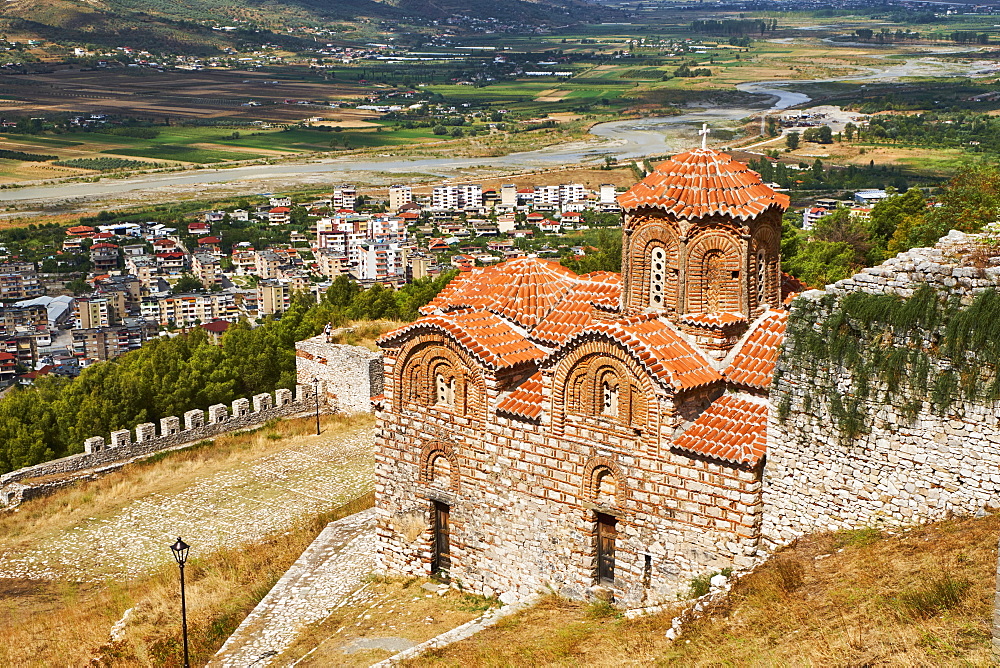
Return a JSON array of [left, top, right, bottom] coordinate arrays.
[[673, 394, 767, 466], [421, 257, 580, 330], [530, 272, 621, 346], [679, 311, 746, 328], [781, 271, 808, 303], [549, 315, 721, 391], [724, 311, 787, 390], [617, 148, 790, 220], [496, 371, 545, 420], [379, 310, 545, 370]]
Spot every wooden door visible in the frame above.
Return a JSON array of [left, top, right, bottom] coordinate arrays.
[[432, 501, 451, 576], [596, 513, 616, 585]]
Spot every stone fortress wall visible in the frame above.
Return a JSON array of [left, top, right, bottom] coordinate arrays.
[[764, 230, 1000, 546], [295, 335, 384, 414], [1, 338, 384, 508]]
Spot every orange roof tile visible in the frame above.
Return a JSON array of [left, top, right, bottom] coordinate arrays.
[[496, 371, 545, 420], [679, 311, 746, 328], [548, 315, 721, 391], [421, 257, 580, 330], [673, 394, 767, 466], [379, 310, 545, 370], [530, 272, 621, 346], [617, 148, 790, 220], [724, 311, 787, 390]]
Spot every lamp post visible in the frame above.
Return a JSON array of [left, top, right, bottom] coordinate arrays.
[[313, 376, 321, 435], [170, 537, 191, 668]]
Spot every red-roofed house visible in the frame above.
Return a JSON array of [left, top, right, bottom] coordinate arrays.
[[268, 207, 291, 225], [374, 144, 790, 608]]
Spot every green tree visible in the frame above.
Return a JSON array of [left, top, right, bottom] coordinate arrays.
[[172, 274, 204, 294], [929, 163, 1000, 234], [786, 131, 799, 150]]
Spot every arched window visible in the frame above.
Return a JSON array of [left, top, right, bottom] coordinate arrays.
[[594, 468, 617, 506], [429, 454, 452, 489], [435, 373, 456, 406], [756, 250, 767, 305], [649, 246, 666, 309], [704, 251, 727, 314], [601, 379, 619, 417]]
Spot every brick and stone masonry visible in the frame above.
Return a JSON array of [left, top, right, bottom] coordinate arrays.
[[296, 334, 384, 414], [763, 230, 1000, 546], [374, 147, 791, 607]]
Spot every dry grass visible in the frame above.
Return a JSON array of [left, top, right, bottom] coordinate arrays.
[[407, 514, 1000, 667], [0, 492, 374, 668], [0, 413, 375, 667], [277, 577, 496, 666]]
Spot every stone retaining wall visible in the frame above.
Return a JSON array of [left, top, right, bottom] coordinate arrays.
[[0, 383, 324, 507], [763, 230, 1000, 546], [296, 335, 383, 414]]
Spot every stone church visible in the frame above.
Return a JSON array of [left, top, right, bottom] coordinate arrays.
[[373, 145, 791, 606]]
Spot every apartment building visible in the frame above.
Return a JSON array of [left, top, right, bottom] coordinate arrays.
[[333, 185, 358, 211], [155, 251, 187, 275], [89, 243, 120, 273], [389, 185, 413, 212], [141, 293, 238, 327], [254, 251, 284, 280], [192, 253, 224, 290], [72, 322, 157, 362], [74, 296, 117, 329], [257, 279, 292, 316], [431, 184, 483, 211], [355, 241, 406, 281], [314, 248, 348, 278], [0, 264, 44, 302]]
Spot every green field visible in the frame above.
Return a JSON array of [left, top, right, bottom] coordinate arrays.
[[102, 145, 260, 163]]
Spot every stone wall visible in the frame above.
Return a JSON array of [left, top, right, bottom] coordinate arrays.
[[0, 383, 323, 507], [296, 335, 384, 414], [764, 230, 1000, 546]]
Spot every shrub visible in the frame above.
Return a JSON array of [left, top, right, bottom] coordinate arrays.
[[895, 574, 971, 619]]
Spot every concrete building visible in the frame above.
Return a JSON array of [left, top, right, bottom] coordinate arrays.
[[389, 185, 413, 212]]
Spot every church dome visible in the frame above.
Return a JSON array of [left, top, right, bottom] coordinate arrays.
[[617, 147, 789, 220]]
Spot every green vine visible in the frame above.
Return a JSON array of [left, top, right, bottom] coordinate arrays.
[[780, 285, 1000, 442]]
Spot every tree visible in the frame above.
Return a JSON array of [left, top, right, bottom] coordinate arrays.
[[326, 274, 359, 307], [812, 207, 870, 266], [432, 125, 448, 135], [172, 274, 204, 294], [929, 163, 1000, 234], [786, 131, 799, 150]]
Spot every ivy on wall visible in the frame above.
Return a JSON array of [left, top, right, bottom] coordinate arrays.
[[778, 285, 1000, 441]]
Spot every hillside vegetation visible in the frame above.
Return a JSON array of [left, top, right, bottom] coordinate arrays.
[[408, 514, 1000, 667]]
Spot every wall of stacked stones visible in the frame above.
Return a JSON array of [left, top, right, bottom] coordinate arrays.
[[0, 383, 323, 507], [763, 231, 1000, 547], [295, 335, 384, 414], [375, 343, 765, 608]]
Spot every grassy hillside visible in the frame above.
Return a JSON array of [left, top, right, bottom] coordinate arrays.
[[408, 514, 1000, 666], [0, 0, 612, 53]]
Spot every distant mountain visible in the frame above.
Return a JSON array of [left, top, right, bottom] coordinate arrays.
[[1, 0, 615, 53]]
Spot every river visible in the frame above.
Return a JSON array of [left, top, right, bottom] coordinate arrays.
[[0, 46, 990, 206]]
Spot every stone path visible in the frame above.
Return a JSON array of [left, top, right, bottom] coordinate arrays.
[[210, 509, 378, 667], [0, 428, 374, 581]]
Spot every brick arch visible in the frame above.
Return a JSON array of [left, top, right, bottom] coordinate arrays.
[[624, 221, 681, 314], [582, 456, 627, 507], [393, 336, 486, 419], [751, 224, 780, 310], [685, 229, 744, 315], [419, 441, 460, 492], [551, 338, 657, 436]]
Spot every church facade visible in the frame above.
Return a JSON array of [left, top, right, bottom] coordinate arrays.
[[373, 146, 791, 606]]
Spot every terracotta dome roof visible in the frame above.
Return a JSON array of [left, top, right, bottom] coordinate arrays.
[[617, 148, 790, 220]]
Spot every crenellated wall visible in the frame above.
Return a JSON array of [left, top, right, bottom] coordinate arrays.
[[0, 384, 324, 507], [764, 230, 1000, 547]]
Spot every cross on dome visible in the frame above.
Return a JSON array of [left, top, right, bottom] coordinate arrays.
[[698, 123, 710, 149]]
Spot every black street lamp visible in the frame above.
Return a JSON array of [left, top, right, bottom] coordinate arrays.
[[313, 376, 321, 435], [170, 537, 191, 668]]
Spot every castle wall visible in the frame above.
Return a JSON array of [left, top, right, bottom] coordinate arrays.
[[296, 335, 383, 414], [0, 384, 322, 507], [764, 231, 1000, 546], [375, 351, 762, 607]]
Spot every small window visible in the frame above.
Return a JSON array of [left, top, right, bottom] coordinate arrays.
[[756, 250, 767, 305], [435, 373, 455, 406], [649, 246, 666, 308], [602, 381, 619, 417]]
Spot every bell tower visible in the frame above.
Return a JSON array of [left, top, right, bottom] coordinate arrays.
[[616, 140, 789, 356]]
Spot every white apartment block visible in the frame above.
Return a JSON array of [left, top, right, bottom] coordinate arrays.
[[355, 242, 406, 281], [559, 183, 586, 206], [269, 196, 292, 208], [255, 251, 284, 279], [500, 184, 518, 209], [432, 184, 483, 211], [333, 185, 357, 211], [533, 185, 560, 210], [231, 251, 257, 276], [599, 184, 617, 204], [367, 215, 408, 243], [389, 185, 413, 211]]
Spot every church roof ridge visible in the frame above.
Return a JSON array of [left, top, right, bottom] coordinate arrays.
[[617, 147, 790, 220]]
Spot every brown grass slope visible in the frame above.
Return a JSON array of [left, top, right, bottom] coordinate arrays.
[[408, 514, 1000, 667]]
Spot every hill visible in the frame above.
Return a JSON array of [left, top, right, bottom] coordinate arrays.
[[404, 514, 1000, 666], [0, 0, 614, 53]]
